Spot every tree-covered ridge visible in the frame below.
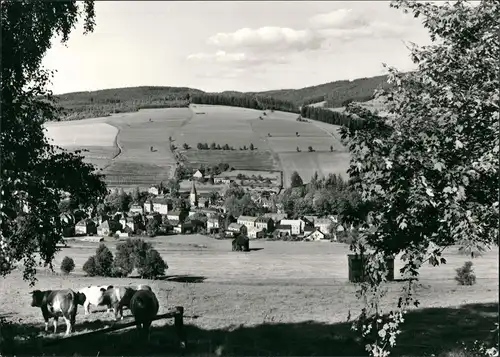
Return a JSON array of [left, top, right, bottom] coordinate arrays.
[[256, 75, 393, 107], [53, 75, 391, 120], [56, 86, 203, 120], [190, 93, 299, 113], [300, 105, 364, 130]]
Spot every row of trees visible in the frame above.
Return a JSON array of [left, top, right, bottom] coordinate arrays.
[[296, 146, 317, 152], [282, 172, 363, 221], [191, 93, 299, 113], [194, 142, 256, 151], [83, 240, 167, 279], [300, 105, 364, 129]]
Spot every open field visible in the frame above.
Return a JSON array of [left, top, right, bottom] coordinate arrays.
[[45, 122, 118, 147], [175, 105, 281, 171], [1, 235, 498, 356], [45, 108, 192, 186], [44, 104, 351, 187], [250, 118, 328, 138]]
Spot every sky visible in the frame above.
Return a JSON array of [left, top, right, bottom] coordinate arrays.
[[42, 1, 433, 95]]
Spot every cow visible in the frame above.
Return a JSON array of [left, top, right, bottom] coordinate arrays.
[[129, 288, 159, 340], [78, 285, 110, 315], [101, 286, 138, 321], [30, 289, 86, 336]]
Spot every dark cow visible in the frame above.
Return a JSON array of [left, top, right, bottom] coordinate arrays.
[[232, 234, 249, 252], [30, 289, 86, 336], [101, 286, 137, 321], [130, 288, 159, 340]]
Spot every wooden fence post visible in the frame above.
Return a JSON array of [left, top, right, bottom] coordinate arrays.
[[174, 306, 187, 349]]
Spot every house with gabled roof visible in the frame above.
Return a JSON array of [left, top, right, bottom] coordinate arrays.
[[75, 219, 97, 236], [226, 223, 247, 237], [237, 215, 258, 230], [254, 216, 274, 232]]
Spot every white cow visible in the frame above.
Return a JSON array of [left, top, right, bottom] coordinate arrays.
[[78, 285, 111, 315]]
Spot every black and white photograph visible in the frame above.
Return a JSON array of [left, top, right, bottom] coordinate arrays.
[[0, 1, 498, 356]]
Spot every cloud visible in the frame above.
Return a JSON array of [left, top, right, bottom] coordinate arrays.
[[192, 7, 413, 73], [204, 9, 411, 57], [308, 9, 368, 30], [207, 27, 323, 53], [187, 50, 288, 67]]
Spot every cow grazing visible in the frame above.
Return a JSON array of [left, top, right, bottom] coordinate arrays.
[[78, 285, 109, 315], [129, 288, 159, 340], [102, 286, 137, 321], [30, 289, 86, 336]]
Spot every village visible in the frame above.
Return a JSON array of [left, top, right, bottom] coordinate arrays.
[[62, 168, 343, 245]]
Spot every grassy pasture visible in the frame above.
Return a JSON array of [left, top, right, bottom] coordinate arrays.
[[268, 136, 343, 153], [1, 235, 498, 356], [182, 151, 278, 171], [44, 108, 192, 186], [179, 180, 226, 193], [44, 104, 352, 187], [221, 169, 281, 181], [44, 122, 118, 147], [64, 145, 120, 171], [174, 105, 280, 171], [175, 105, 269, 149], [250, 118, 328, 138]]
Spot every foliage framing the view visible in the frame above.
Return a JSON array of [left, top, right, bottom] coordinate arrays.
[[340, 1, 499, 356], [0, 1, 107, 285]]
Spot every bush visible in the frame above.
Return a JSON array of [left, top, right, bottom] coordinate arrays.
[[83, 244, 114, 277], [455, 261, 477, 285], [136, 248, 168, 279], [146, 218, 160, 237], [112, 244, 134, 277], [112, 238, 155, 278], [83, 256, 98, 277], [60, 256, 75, 274]]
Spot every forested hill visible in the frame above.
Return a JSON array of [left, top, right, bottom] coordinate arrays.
[[54, 75, 391, 121]]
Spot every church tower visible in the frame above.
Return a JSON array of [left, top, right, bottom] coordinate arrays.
[[190, 180, 198, 208]]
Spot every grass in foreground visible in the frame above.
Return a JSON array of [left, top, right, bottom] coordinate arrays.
[[2, 302, 497, 356]]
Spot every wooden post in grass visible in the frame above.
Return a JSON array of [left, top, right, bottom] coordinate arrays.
[[174, 306, 187, 349]]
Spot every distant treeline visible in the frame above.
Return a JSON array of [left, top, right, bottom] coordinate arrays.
[[52, 75, 395, 121], [55, 86, 198, 120], [300, 106, 364, 130], [190, 93, 299, 113], [59, 100, 189, 121]]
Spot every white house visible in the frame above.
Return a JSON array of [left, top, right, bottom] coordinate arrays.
[[305, 229, 326, 241], [237, 215, 257, 230], [214, 177, 232, 184], [152, 197, 170, 215], [192, 170, 203, 180], [280, 219, 304, 235], [247, 227, 265, 239], [226, 223, 247, 237], [207, 217, 222, 233], [129, 204, 144, 215]]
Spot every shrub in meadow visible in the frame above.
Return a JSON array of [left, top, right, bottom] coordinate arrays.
[[136, 248, 167, 279], [60, 256, 75, 274], [455, 261, 477, 286], [83, 256, 98, 277]]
